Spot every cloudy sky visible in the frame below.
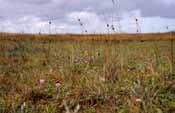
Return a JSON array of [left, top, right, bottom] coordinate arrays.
[[0, 0, 175, 34]]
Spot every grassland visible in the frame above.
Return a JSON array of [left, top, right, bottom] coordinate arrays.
[[0, 33, 175, 113]]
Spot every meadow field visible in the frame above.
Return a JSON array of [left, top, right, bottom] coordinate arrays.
[[0, 33, 175, 113]]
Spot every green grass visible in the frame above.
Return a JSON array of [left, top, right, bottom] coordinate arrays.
[[0, 35, 175, 113]]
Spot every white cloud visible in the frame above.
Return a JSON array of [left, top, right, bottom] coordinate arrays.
[[67, 11, 106, 33], [0, 0, 175, 34], [161, 0, 175, 5], [0, 10, 175, 34]]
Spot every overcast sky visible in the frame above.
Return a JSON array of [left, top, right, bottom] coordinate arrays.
[[0, 0, 175, 34]]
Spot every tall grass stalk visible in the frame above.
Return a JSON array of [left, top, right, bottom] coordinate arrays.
[[112, 0, 122, 33], [153, 41, 162, 73], [170, 35, 174, 74]]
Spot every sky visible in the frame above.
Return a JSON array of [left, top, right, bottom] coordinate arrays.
[[0, 0, 175, 34]]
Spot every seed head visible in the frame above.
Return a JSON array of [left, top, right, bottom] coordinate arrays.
[[107, 24, 109, 27]]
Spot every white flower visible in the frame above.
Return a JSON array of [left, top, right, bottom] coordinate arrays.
[[55, 82, 61, 88], [136, 98, 143, 102], [21, 102, 26, 110], [39, 79, 45, 85], [99, 76, 106, 82], [49, 68, 53, 73]]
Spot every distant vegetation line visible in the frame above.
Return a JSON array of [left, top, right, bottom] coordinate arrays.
[[0, 32, 175, 42]]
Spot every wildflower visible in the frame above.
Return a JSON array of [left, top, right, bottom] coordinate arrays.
[[49, 68, 53, 73], [21, 102, 26, 110], [84, 60, 88, 64], [136, 98, 143, 102], [39, 79, 45, 85], [55, 82, 61, 88], [55, 80, 61, 88], [99, 76, 106, 82]]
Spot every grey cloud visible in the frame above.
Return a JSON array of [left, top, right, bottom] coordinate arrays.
[[139, 1, 175, 18], [5, 0, 52, 5], [0, 0, 175, 33], [0, 0, 175, 20], [133, 0, 175, 18]]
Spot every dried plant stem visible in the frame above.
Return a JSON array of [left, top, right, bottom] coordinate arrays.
[[171, 38, 174, 74], [118, 42, 123, 71]]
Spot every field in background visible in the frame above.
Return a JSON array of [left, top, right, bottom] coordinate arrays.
[[0, 33, 175, 113], [0, 32, 175, 41]]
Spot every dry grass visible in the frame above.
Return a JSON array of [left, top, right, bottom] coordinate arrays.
[[0, 32, 175, 42], [0, 33, 174, 113]]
